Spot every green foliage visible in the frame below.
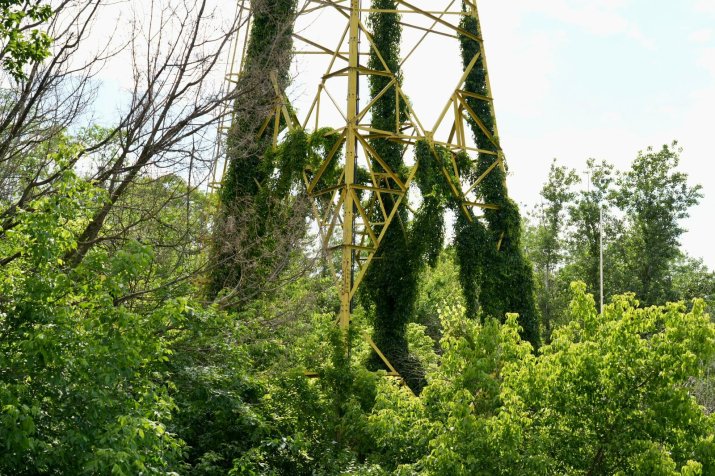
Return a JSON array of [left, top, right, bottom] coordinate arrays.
[[525, 160, 580, 339], [211, 0, 298, 299], [2, 139, 713, 475], [367, 0, 403, 135], [366, 284, 715, 475], [506, 284, 715, 475], [0, 1, 53, 80], [615, 142, 703, 306], [211, 127, 338, 304], [3, 4, 714, 475], [691, 359, 715, 415], [566, 158, 619, 305], [454, 211, 487, 319], [172, 266, 384, 474], [412, 141, 452, 268], [164, 302, 267, 475], [221, 312, 384, 475], [220, 0, 297, 205], [101, 173, 213, 306], [480, 200, 541, 347], [0, 169, 183, 474], [458, 8, 497, 159], [456, 5, 540, 348], [414, 248, 464, 336], [410, 196, 444, 268], [672, 254, 715, 315]]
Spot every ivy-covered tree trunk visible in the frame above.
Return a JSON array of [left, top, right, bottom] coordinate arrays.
[[362, 0, 423, 390], [457, 4, 541, 348], [209, 0, 297, 300]]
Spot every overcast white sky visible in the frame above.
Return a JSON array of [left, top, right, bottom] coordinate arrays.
[[92, 0, 715, 267], [476, 0, 715, 267]]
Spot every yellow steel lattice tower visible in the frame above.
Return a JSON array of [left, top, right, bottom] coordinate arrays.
[[218, 0, 507, 377]]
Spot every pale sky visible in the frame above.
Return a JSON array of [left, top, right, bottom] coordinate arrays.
[[477, 0, 715, 267], [89, 0, 715, 268]]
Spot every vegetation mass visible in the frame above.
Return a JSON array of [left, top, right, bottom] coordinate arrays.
[[0, 1, 714, 475]]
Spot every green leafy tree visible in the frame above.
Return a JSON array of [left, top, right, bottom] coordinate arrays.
[[367, 284, 715, 475], [529, 149, 709, 332], [413, 248, 463, 343], [565, 158, 619, 307], [223, 301, 383, 475], [526, 160, 579, 339], [0, 167, 183, 474], [0, 0, 53, 81], [615, 142, 703, 305]]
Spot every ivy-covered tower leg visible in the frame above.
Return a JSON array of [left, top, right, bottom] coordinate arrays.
[[363, 0, 424, 390], [457, 1, 541, 348]]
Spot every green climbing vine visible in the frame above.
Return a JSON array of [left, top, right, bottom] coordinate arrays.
[[362, 0, 428, 389], [362, 1, 408, 342], [412, 141, 451, 268], [212, 126, 342, 305], [220, 0, 297, 207], [209, 0, 322, 304], [456, 3, 540, 348]]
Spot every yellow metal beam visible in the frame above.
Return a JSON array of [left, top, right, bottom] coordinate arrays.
[[338, 0, 360, 340]]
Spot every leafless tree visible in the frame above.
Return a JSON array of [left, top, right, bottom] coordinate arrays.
[[0, 0, 321, 313], [0, 1, 105, 221], [64, 0, 250, 268]]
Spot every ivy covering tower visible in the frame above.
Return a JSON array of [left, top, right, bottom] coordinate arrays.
[[362, 0, 425, 388], [456, 3, 541, 348], [210, 0, 540, 370]]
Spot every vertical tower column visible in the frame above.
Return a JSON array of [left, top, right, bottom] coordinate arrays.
[[339, 0, 361, 337]]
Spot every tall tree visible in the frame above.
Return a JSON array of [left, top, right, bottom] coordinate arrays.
[[51, 1, 249, 272], [615, 142, 702, 305], [526, 160, 579, 339], [567, 158, 618, 307]]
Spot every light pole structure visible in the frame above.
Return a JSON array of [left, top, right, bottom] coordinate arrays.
[[599, 205, 604, 314]]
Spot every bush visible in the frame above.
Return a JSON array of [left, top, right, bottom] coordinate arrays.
[[368, 283, 715, 475]]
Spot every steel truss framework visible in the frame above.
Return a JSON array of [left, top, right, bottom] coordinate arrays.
[[218, 0, 507, 377]]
